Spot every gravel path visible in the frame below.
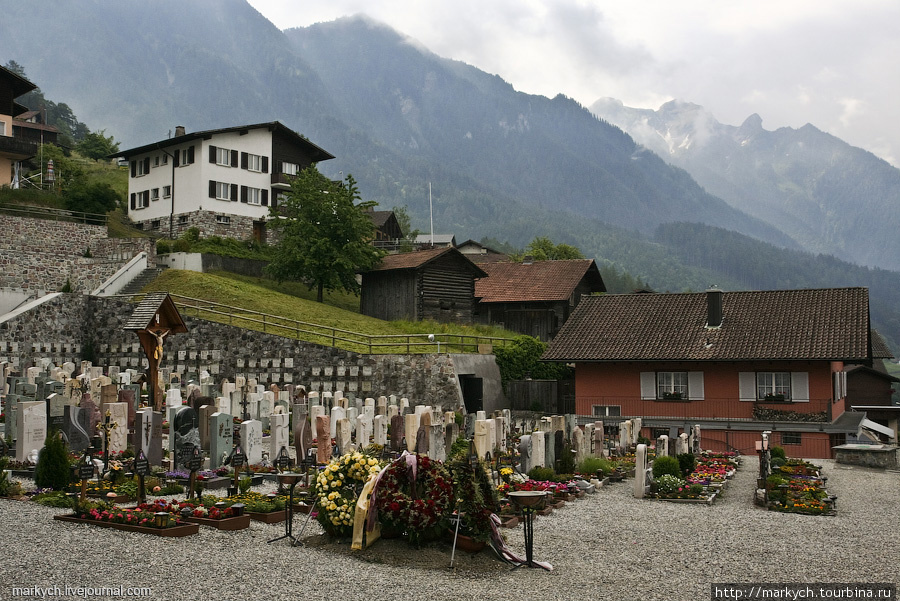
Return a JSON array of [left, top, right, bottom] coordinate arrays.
[[1, 458, 898, 601]]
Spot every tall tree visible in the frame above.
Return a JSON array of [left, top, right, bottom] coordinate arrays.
[[511, 236, 585, 261], [267, 165, 384, 302]]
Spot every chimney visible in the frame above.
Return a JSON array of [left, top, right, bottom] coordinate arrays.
[[706, 288, 723, 328], [174, 125, 186, 137]]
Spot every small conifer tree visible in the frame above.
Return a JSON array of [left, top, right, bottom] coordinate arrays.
[[34, 431, 72, 490]]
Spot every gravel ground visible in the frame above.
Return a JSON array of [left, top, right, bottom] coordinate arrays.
[[1, 458, 898, 601]]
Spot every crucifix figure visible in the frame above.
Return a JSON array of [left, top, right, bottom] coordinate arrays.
[[143, 415, 153, 448], [148, 326, 169, 362]]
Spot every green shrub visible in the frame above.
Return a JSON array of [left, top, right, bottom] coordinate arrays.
[[577, 456, 614, 477], [172, 238, 191, 253], [651, 455, 682, 479], [676, 453, 697, 476], [448, 435, 470, 461], [771, 457, 786, 468], [181, 227, 201, 243], [527, 466, 555, 481], [34, 491, 74, 508], [239, 476, 252, 494], [34, 432, 72, 490], [556, 441, 575, 475], [494, 335, 572, 384], [156, 240, 171, 255], [770, 446, 786, 460]]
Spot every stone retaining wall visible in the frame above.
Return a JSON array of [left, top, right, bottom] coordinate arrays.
[[1, 294, 464, 406], [0, 214, 154, 294]]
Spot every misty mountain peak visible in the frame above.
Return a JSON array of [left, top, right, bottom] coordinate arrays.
[[739, 113, 764, 132]]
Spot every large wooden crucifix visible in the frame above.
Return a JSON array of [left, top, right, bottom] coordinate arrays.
[[124, 292, 187, 411]]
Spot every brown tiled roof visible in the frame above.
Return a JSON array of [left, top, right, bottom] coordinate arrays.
[[543, 287, 871, 362], [366, 210, 394, 229], [366, 247, 487, 276], [475, 259, 605, 303], [870, 330, 893, 359]]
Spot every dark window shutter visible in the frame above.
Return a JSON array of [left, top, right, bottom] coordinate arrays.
[[209, 180, 216, 198], [130, 193, 136, 210], [261, 190, 268, 206], [187, 145, 195, 164], [209, 145, 217, 163], [144, 157, 150, 173], [261, 156, 269, 173], [130, 160, 136, 177], [241, 152, 248, 169], [240, 186, 248, 203], [278, 161, 283, 174], [231, 149, 238, 167], [231, 183, 238, 202], [271, 193, 277, 209], [173, 151, 180, 168]]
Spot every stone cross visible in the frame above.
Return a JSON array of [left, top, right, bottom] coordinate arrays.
[[531, 430, 546, 469]]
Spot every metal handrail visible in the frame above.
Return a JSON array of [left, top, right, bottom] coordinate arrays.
[[113, 292, 514, 354], [0, 202, 108, 225]]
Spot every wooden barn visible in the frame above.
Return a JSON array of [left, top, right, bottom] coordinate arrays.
[[475, 259, 606, 341], [360, 247, 487, 323]]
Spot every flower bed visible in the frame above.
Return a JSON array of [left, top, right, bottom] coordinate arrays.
[[764, 460, 834, 516], [54, 514, 199, 537], [653, 474, 717, 504]]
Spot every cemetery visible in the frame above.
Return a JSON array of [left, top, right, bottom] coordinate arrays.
[[1, 299, 899, 599]]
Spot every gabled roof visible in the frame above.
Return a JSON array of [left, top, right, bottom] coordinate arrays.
[[365, 247, 487, 277], [543, 287, 871, 362], [124, 292, 188, 333], [871, 330, 894, 359], [366, 210, 397, 229], [0, 65, 37, 99], [113, 121, 334, 162], [476, 259, 605, 303]]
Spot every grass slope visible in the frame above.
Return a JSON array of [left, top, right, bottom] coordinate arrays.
[[142, 269, 516, 353]]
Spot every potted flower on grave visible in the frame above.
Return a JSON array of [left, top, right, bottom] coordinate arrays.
[[370, 453, 454, 546], [446, 455, 500, 548], [312, 451, 383, 538]]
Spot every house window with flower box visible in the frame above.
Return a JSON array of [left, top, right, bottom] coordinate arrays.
[[757, 372, 791, 401], [739, 371, 809, 402], [641, 371, 705, 401]]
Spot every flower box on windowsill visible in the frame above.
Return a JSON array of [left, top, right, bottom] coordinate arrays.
[[762, 394, 788, 403], [661, 392, 684, 400]]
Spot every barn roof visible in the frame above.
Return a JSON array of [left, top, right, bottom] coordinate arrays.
[[476, 259, 605, 303]]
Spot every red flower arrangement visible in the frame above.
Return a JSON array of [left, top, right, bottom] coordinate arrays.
[[371, 453, 454, 544]]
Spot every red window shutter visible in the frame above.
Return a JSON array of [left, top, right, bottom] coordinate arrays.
[[231, 183, 238, 202], [261, 190, 268, 206], [241, 152, 248, 169], [231, 149, 238, 167], [209, 180, 216, 198], [209, 145, 217, 163], [262, 156, 269, 173]]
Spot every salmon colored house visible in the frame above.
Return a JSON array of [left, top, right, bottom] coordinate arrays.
[[543, 287, 891, 459]]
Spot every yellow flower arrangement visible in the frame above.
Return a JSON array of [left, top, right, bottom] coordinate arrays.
[[313, 451, 384, 537]]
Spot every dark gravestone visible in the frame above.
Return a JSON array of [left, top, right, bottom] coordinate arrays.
[[415, 425, 428, 454], [46, 393, 65, 432], [390, 415, 404, 453], [62, 405, 91, 453], [117, 388, 137, 428], [173, 406, 200, 456], [80, 394, 101, 440], [554, 430, 565, 471]]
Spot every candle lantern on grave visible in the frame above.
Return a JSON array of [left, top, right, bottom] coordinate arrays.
[[123, 292, 187, 412]]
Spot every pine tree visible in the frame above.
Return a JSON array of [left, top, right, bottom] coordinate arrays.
[[34, 432, 72, 491]]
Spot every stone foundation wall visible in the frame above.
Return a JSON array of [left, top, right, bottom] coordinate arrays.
[[0, 215, 155, 294], [134, 210, 271, 243], [1, 294, 464, 406]]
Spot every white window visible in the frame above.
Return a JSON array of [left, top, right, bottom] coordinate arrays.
[[154, 156, 160, 167], [163, 185, 171, 198], [180, 148, 191, 165], [216, 182, 232, 201], [282, 161, 300, 176], [216, 146, 233, 166], [151, 188, 159, 201], [757, 372, 791, 400], [135, 161, 147, 177], [246, 153, 263, 172], [246, 187, 262, 205], [592, 405, 621, 417], [657, 372, 688, 400], [215, 215, 231, 224], [0, 121, 6, 136]]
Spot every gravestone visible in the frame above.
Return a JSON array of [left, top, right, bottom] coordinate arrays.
[[373, 415, 388, 447], [134, 409, 154, 464], [62, 405, 91, 453], [444, 422, 459, 453], [336, 418, 353, 455], [269, 412, 289, 459], [390, 415, 404, 452], [315, 415, 331, 464], [583, 423, 595, 455], [656, 435, 669, 457], [691, 425, 701, 454], [117, 388, 137, 427], [545, 429, 555, 472], [415, 425, 428, 454], [80, 395, 101, 440], [240, 419, 264, 465], [474, 420, 491, 461], [198, 405, 216, 450], [593, 421, 605, 455], [675, 432, 689, 456], [428, 424, 445, 461], [16, 401, 46, 462], [46, 393, 65, 432], [619, 421, 630, 451], [404, 413, 420, 452], [357, 415, 373, 448], [632, 418, 643, 445], [634, 443, 649, 499], [259, 394, 273, 430], [293, 404, 312, 460], [531, 430, 546, 468], [106, 402, 129, 455], [573, 427, 586, 463], [554, 430, 565, 472], [519, 434, 533, 473], [209, 412, 233, 469], [387, 405, 399, 420], [330, 407, 346, 439], [172, 406, 200, 457]]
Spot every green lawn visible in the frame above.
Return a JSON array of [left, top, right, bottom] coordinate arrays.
[[140, 269, 516, 353]]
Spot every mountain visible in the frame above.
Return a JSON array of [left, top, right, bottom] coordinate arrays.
[[1, 1, 899, 348], [590, 98, 900, 271]]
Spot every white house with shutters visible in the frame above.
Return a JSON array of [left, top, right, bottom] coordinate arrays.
[[116, 122, 334, 242]]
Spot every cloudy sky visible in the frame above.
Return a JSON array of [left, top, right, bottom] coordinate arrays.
[[247, 0, 900, 167]]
